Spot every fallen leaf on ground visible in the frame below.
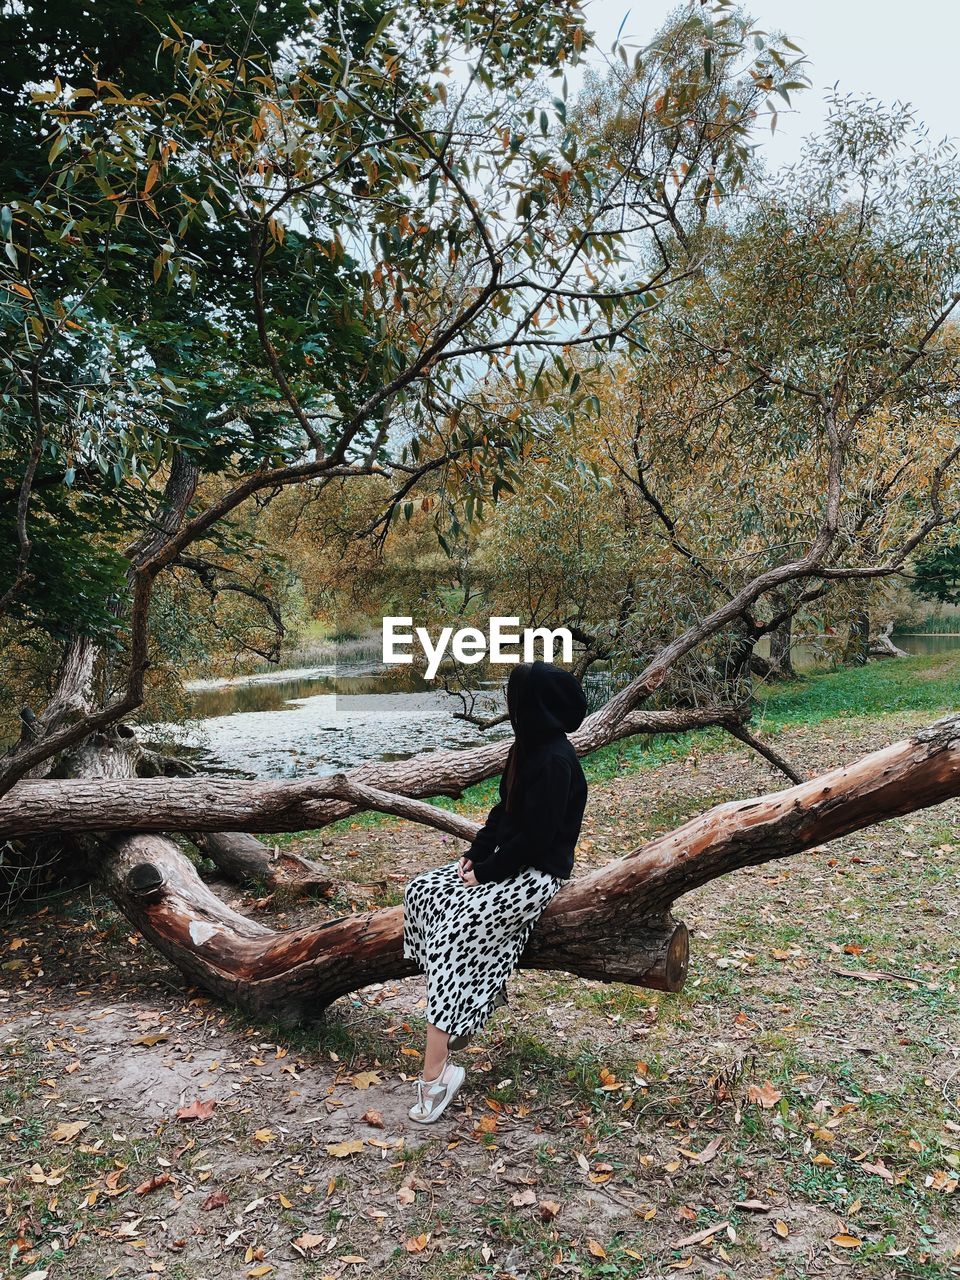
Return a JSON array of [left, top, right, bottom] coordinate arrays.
[[351, 1071, 380, 1090], [587, 1239, 607, 1259], [201, 1190, 228, 1211], [539, 1199, 561, 1220], [133, 1032, 169, 1047], [404, 1234, 429, 1253], [293, 1232, 324, 1250], [177, 1099, 217, 1121], [747, 1081, 782, 1109], [253, 1129, 276, 1144], [326, 1139, 365, 1158], [685, 1135, 722, 1163], [831, 1233, 862, 1249], [134, 1173, 172, 1195], [861, 1161, 894, 1182], [51, 1120, 90, 1143], [673, 1221, 730, 1248], [361, 1109, 384, 1129]]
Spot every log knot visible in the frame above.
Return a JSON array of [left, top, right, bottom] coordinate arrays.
[[126, 862, 166, 902]]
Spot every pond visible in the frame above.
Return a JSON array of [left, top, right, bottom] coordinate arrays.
[[140, 631, 960, 780], [142, 639, 515, 779]]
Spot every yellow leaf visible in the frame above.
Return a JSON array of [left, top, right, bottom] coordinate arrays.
[[254, 1129, 276, 1144], [587, 1239, 606, 1259], [831, 1234, 862, 1249], [812, 1152, 835, 1166], [404, 1234, 429, 1252], [326, 1139, 365, 1158], [278, 1193, 293, 1209], [774, 1220, 789, 1238]]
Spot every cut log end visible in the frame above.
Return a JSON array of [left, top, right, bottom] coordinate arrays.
[[602, 917, 689, 993], [656, 920, 689, 993]]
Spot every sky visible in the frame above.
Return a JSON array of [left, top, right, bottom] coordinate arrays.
[[575, 0, 960, 169]]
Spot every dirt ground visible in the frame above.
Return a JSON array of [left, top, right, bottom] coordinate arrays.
[[2, 707, 959, 1279]]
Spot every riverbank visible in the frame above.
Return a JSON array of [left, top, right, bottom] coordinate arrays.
[[2, 652, 958, 1278]]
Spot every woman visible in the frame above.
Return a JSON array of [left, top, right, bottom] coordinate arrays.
[[402, 659, 588, 1123]]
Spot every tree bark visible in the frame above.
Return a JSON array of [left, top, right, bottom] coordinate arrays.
[[768, 590, 796, 678], [95, 710, 960, 1022], [189, 832, 336, 897]]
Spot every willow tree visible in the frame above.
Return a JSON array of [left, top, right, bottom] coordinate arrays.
[[7, 4, 960, 1022], [450, 88, 960, 760]]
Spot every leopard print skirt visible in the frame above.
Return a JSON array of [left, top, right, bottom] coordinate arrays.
[[402, 860, 565, 1039]]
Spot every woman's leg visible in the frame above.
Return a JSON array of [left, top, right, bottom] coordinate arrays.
[[424, 1022, 450, 1081]]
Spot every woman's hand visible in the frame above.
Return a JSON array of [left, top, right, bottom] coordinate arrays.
[[458, 855, 479, 887]]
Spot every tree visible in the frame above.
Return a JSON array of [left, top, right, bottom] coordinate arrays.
[[9, 4, 960, 1022], [911, 540, 960, 606]]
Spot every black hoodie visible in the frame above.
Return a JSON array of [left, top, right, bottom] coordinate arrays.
[[468, 661, 589, 884]]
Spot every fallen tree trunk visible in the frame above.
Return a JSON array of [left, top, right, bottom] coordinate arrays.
[[101, 833, 688, 1023], [869, 620, 909, 660], [0, 705, 744, 839], [97, 711, 960, 1021], [188, 832, 336, 897]]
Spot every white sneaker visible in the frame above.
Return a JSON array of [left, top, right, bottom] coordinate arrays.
[[408, 1061, 466, 1124]]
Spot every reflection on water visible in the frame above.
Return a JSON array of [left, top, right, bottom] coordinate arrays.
[[892, 633, 960, 655], [142, 632, 960, 780], [143, 642, 512, 779], [762, 633, 960, 671], [185, 658, 432, 719]]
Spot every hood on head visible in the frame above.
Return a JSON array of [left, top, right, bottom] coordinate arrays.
[[507, 660, 587, 742]]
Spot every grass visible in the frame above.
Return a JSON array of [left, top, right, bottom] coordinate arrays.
[[5, 650, 960, 1278], [755, 650, 960, 726]]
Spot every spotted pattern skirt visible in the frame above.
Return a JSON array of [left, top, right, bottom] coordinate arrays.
[[402, 860, 565, 1039]]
